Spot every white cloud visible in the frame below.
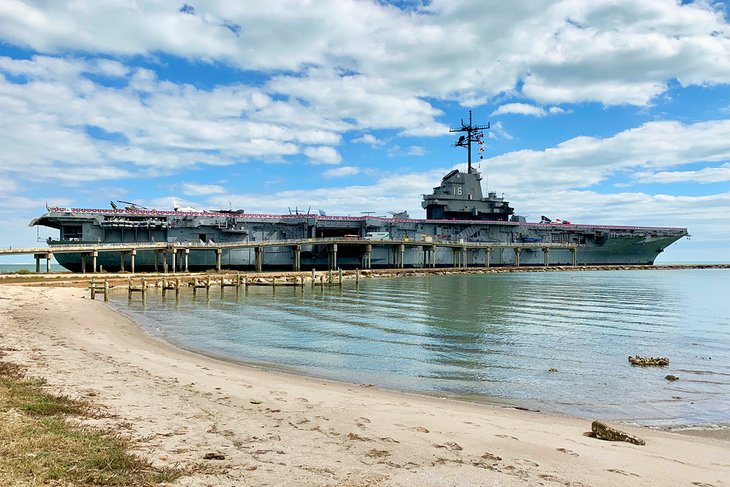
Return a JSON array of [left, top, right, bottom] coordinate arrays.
[[0, 178, 18, 193], [182, 183, 227, 196], [0, 0, 726, 110], [407, 145, 427, 156], [268, 68, 447, 136], [483, 119, 730, 193], [352, 133, 385, 146], [92, 59, 129, 78], [634, 164, 730, 184], [206, 168, 448, 218], [486, 121, 513, 141], [0, 55, 355, 183], [323, 166, 360, 178], [492, 103, 547, 117], [304, 145, 342, 165]]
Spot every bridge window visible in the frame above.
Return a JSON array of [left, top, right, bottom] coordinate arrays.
[[62, 225, 83, 241]]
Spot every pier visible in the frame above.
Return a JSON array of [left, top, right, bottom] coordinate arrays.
[[1, 264, 727, 300], [0, 238, 578, 274], [40, 263, 719, 301]]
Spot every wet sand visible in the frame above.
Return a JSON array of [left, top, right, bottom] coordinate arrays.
[[1, 285, 728, 486]]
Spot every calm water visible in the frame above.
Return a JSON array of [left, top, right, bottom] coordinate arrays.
[[111, 269, 730, 427], [0, 263, 67, 273]]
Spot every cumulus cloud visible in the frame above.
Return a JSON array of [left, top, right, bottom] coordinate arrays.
[[0, 0, 726, 111], [182, 183, 227, 196], [483, 119, 730, 193], [0, 55, 352, 183], [323, 166, 361, 178], [492, 103, 553, 117], [634, 164, 730, 184], [304, 146, 342, 165], [352, 133, 385, 146], [491, 103, 567, 117], [206, 168, 448, 218], [407, 146, 427, 156]]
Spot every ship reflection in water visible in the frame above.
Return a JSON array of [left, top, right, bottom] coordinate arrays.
[[113, 268, 730, 428]]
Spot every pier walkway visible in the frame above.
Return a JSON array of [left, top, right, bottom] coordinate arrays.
[[0, 238, 578, 273]]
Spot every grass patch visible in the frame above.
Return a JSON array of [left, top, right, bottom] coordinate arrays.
[[0, 360, 182, 486]]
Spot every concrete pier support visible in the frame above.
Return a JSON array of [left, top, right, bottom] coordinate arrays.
[[184, 248, 189, 272], [119, 252, 125, 272], [397, 244, 405, 269], [430, 246, 436, 267], [130, 249, 136, 273], [162, 251, 168, 273], [154, 251, 159, 272], [293, 245, 301, 271], [514, 247, 521, 267], [34, 253, 53, 273], [485, 247, 491, 267], [328, 243, 338, 270], [543, 248, 549, 267], [361, 244, 372, 269], [571, 248, 577, 266], [255, 247, 263, 273], [171, 249, 177, 273], [215, 248, 222, 272], [81, 254, 87, 274], [454, 247, 467, 267]]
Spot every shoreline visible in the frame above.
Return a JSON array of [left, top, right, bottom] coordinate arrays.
[[110, 294, 730, 434], [1, 285, 729, 486]]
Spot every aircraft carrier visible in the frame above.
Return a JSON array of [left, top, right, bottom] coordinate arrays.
[[30, 113, 688, 272]]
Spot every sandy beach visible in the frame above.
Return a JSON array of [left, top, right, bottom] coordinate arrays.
[[1, 285, 728, 486]]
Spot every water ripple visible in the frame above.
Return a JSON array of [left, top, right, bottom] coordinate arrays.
[[115, 268, 730, 427]]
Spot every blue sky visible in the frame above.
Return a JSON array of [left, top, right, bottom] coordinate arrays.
[[0, 0, 729, 263]]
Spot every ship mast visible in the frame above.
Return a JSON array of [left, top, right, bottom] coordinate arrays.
[[450, 110, 490, 173]]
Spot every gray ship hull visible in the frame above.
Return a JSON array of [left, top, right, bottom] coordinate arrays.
[[49, 231, 682, 272]]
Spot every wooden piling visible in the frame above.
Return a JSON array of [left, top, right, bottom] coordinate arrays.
[[127, 277, 147, 300]]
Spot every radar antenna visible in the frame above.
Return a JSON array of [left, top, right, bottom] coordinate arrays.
[[450, 110, 489, 174]]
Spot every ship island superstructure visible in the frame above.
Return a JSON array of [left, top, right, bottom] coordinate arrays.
[[30, 113, 688, 272]]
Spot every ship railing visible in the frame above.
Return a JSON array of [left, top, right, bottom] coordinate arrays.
[[47, 241, 170, 249]]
